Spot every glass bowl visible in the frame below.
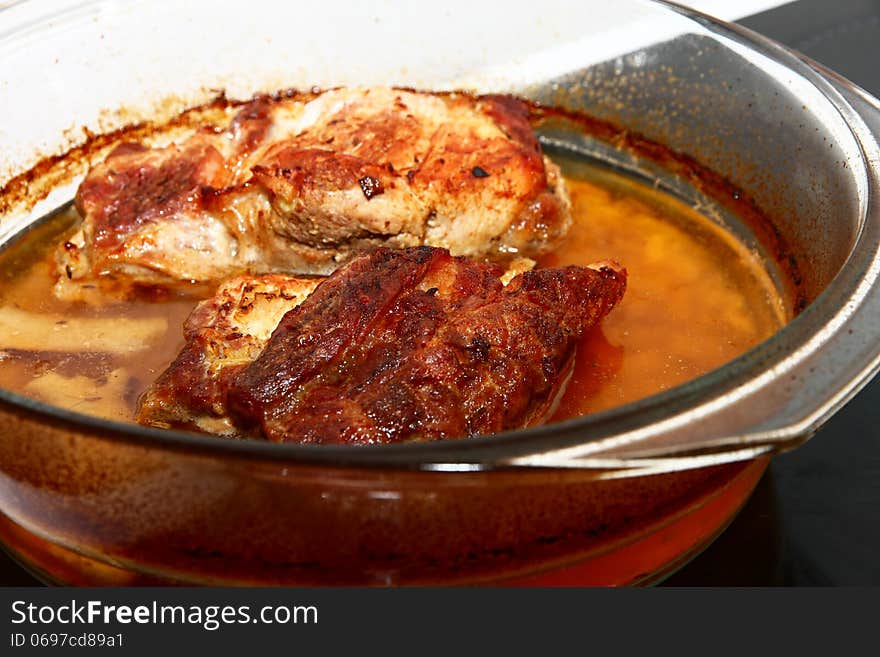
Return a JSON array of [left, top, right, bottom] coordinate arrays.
[[1, 0, 879, 585]]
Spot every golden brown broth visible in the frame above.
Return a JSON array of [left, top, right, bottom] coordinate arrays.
[[0, 212, 194, 422], [0, 160, 786, 427], [544, 162, 786, 419]]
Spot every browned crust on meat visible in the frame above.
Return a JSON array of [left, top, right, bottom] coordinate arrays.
[[75, 136, 227, 252], [137, 273, 319, 433], [61, 88, 573, 290], [251, 146, 422, 246], [225, 247, 625, 444]]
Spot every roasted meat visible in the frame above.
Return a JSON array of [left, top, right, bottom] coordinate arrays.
[[59, 88, 571, 297], [137, 273, 320, 435], [138, 247, 626, 444]]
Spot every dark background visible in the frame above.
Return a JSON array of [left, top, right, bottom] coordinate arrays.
[[2, 0, 879, 586], [667, 0, 880, 585]]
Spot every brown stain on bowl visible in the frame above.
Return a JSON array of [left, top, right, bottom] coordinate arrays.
[[528, 102, 808, 314]]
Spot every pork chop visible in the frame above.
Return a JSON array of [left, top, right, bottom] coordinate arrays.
[[137, 248, 626, 444], [60, 88, 571, 297]]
